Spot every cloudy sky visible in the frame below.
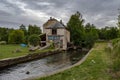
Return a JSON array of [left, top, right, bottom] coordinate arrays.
[[0, 0, 120, 29]]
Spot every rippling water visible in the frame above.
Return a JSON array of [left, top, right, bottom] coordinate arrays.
[[0, 50, 87, 80]]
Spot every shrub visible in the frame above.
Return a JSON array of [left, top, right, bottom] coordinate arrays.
[[113, 58, 120, 71], [49, 41, 55, 49], [112, 38, 120, 46], [28, 34, 40, 46], [111, 38, 120, 72]]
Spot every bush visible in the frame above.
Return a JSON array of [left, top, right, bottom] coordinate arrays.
[[112, 38, 120, 46], [28, 34, 40, 46], [113, 58, 120, 71], [111, 38, 120, 72], [49, 41, 55, 49]]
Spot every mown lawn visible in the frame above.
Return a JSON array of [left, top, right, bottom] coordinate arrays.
[[0, 44, 29, 59], [36, 42, 114, 80], [0, 44, 55, 60]]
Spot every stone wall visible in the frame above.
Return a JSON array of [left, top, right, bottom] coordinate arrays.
[[0, 49, 62, 69]]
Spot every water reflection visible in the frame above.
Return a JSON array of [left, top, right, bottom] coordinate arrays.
[[0, 50, 87, 80]]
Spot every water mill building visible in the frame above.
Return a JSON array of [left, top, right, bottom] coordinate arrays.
[[42, 17, 70, 50]]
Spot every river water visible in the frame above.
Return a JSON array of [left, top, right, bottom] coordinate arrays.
[[0, 50, 87, 80]]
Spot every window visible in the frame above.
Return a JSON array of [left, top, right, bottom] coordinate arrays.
[[52, 29, 57, 35], [48, 35, 60, 40]]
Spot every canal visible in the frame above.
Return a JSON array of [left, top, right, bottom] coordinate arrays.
[[0, 50, 88, 80]]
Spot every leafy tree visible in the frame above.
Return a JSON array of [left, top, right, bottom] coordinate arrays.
[[0, 27, 8, 41], [0, 27, 14, 43], [67, 11, 85, 46], [19, 24, 27, 36], [8, 30, 24, 44], [84, 23, 98, 48], [98, 27, 107, 40], [28, 34, 40, 46], [117, 10, 120, 37], [67, 12, 99, 48], [108, 27, 119, 40], [98, 27, 119, 40], [117, 9, 120, 28], [19, 24, 28, 43], [28, 25, 41, 35]]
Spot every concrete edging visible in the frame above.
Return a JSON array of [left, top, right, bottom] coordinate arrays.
[[25, 48, 93, 80]]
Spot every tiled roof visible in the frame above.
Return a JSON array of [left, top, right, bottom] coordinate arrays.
[[47, 21, 65, 29]]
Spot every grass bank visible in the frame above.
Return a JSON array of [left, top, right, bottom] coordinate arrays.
[[107, 38, 120, 79], [0, 44, 29, 59], [36, 42, 113, 80], [0, 44, 54, 60]]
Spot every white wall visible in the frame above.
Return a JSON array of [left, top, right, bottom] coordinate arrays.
[[44, 28, 70, 50]]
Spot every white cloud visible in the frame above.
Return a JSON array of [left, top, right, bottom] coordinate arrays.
[[37, 2, 54, 6], [106, 20, 117, 27]]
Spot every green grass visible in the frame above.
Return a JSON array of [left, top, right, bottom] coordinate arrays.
[[35, 48, 55, 53], [0, 44, 29, 59], [110, 38, 120, 78], [0, 44, 55, 60], [36, 42, 114, 80]]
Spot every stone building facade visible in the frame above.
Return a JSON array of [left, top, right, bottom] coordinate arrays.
[[43, 17, 70, 50]]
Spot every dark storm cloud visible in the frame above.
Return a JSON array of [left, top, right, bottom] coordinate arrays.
[[0, 10, 11, 16], [67, 0, 120, 27], [0, 0, 24, 15], [0, 0, 120, 28]]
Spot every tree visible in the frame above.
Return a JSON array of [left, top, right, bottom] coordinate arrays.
[[84, 23, 98, 48], [117, 9, 120, 28], [67, 11, 85, 46], [8, 30, 24, 44], [108, 27, 119, 39], [28, 34, 40, 46], [117, 9, 120, 37], [28, 25, 41, 35], [98, 27, 119, 40], [19, 24, 28, 43], [0, 27, 14, 43], [0, 27, 8, 41], [19, 24, 27, 36], [118, 15, 120, 28]]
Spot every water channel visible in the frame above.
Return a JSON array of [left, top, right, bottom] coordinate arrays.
[[0, 50, 88, 80]]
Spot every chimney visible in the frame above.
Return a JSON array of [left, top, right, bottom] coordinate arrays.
[[50, 17, 52, 20], [60, 20, 62, 23]]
